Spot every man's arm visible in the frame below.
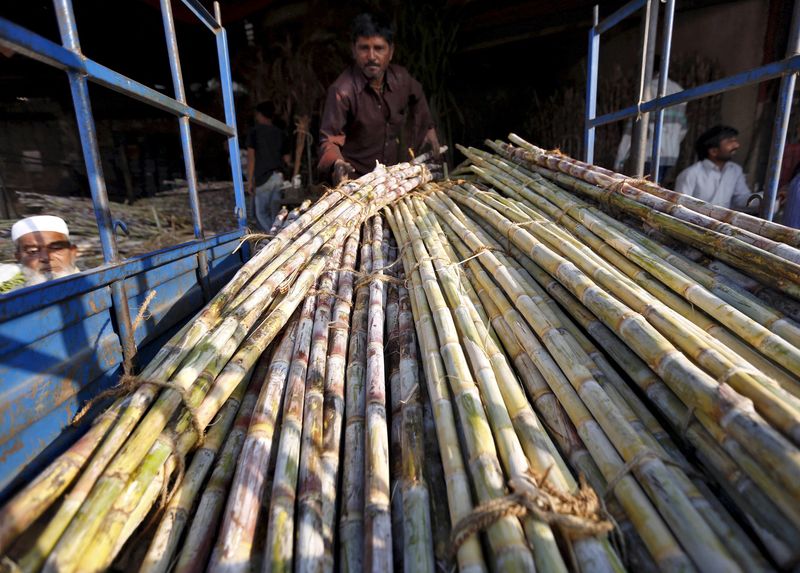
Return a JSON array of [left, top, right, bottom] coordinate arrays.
[[318, 84, 351, 178], [730, 169, 753, 211]]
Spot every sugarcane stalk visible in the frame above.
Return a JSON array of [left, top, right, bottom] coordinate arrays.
[[470, 208, 800, 556], [363, 214, 394, 573], [295, 244, 344, 573], [402, 197, 574, 571], [432, 188, 800, 515], [390, 203, 536, 571], [384, 207, 487, 573], [179, 317, 297, 573], [454, 177, 800, 441], [49, 234, 344, 573], [139, 363, 261, 573], [397, 282, 436, 573], [385, 274, 404, 572], [319, 232, 359, 573], [509, 133, 800, 247], [0, 396, 127, 556], [262, 294, 318, 573], [506, 136, 800, 265], [427, 190, 742, 571], [339, 223, 373, 573]]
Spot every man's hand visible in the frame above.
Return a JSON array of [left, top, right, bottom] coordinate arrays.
[[422, 128, 442, 161], [332, 159, 356, 185], [246, 180, 255, 196]]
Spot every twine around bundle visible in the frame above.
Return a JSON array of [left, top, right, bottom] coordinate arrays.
[[448, 469, 613, 559], [603, 449, 707, 501], [71, 289, 205, 451]]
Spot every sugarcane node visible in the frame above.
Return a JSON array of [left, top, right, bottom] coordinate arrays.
[[447, 470, 613, 561]]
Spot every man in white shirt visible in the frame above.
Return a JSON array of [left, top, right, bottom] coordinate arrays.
[[674, 125, 752, 210]]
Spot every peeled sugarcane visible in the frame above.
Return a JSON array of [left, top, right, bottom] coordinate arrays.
[[181, 318, 296, 573], [295, 245, 344, 573], [339, 223, 372, 573], [261, 294, 318, 573], [363, 214, 394, 573]]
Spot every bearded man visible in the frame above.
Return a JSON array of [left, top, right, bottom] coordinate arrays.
[[1, 215, 80, 293]]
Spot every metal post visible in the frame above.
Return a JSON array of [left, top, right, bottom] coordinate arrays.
[[160, 0, 211, 299], [762, 0, 800, 221], [584, 5, 600, 163], [650, 0, 676, 183], [214, 2, 248, 242], [53, 0, 137, 364], [628, 0, 659, 176]]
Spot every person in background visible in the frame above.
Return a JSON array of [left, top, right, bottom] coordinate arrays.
[[674, 125, 753, 211], [318, 12, 440, 185], [0, 215, 80, 293], [614, 72, 688, 182], [246, 101, 290, 231]]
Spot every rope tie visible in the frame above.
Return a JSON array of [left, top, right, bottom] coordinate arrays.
[[448, 470, 613, 560], [353, 270, 405, 291], [603, 449, 704, 501], [72, 290, 157, 425]]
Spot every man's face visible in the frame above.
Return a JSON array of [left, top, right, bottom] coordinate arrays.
[[15, 231, 78, 278], [710, 136, 740, 162], [352, 35, 393, 83]]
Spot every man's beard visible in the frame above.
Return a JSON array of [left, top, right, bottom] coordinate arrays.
[[22, 264, 80, 286]]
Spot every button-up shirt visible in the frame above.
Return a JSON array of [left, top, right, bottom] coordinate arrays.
[[318, 64, 434, 177], [674, 159, 752, 210]]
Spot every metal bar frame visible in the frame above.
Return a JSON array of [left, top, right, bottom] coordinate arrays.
[[584, 1, 800, 219], [0, 0, 247, 363], [650, 0, 677, 183]]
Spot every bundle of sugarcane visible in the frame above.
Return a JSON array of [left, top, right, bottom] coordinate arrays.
[[400, 136, 800, 570], [0, 161, 430, 573]]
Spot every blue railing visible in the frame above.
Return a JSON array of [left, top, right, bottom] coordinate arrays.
[[0, 0, 247, 364], [584, 0, 800, 221]]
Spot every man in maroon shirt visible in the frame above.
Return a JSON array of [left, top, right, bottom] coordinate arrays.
[[318, 13, 440, 185]]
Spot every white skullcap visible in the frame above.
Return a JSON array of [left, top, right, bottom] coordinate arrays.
[[11, 215, 70, 242]]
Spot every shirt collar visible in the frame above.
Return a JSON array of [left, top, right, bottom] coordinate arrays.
[[701, 159, 723, 173], [351, 64, 396, 94]]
